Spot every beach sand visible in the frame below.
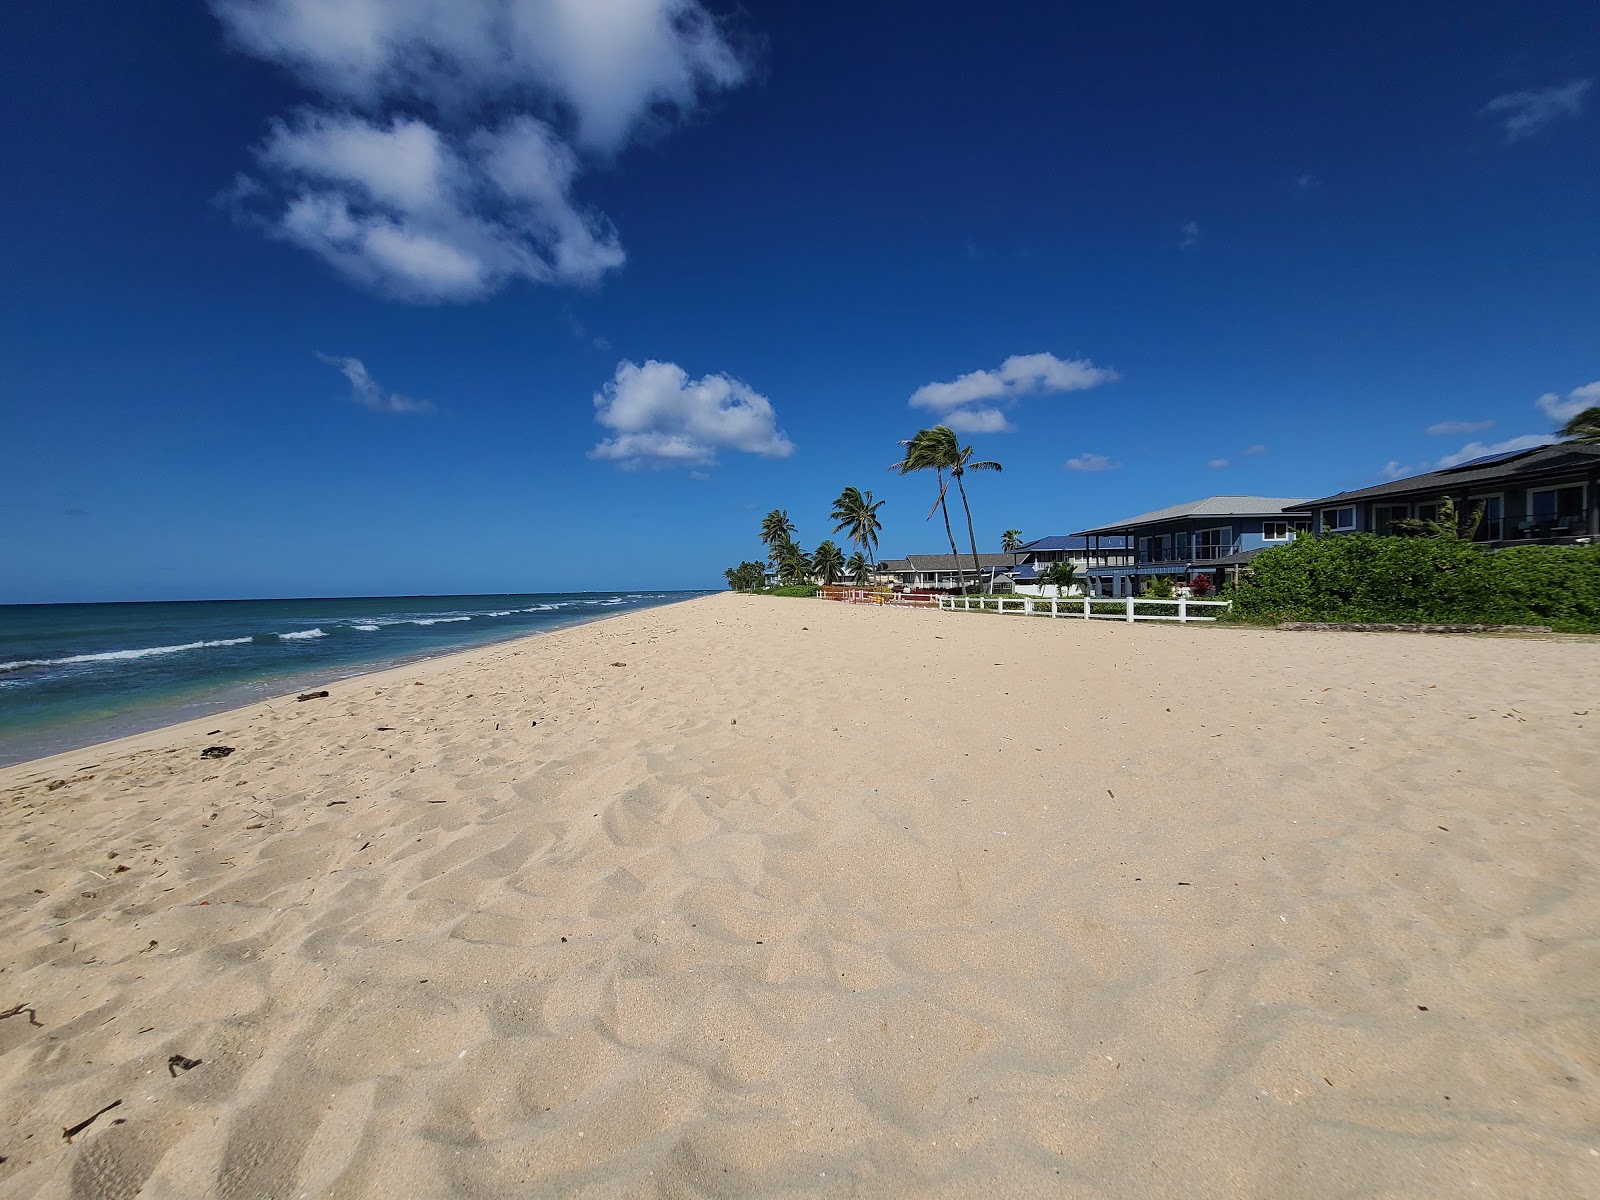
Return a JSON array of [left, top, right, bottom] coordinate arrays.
[[1, 593, 1596, 1198]]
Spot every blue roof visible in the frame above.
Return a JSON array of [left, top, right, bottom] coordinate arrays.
[[1017, 534, 1131, 551]]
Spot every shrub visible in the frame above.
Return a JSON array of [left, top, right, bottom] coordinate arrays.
[[761, 584, 820, 598], [1227, 535, 1600, 632]]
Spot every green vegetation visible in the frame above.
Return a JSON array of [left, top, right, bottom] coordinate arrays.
[[723, 560, 766, 592], [1140, 574, 1175, 599], [1001, 529, 1023, 552], [760, 584, 819, 598], [1226, 534, 1600, 632], [847, 551, 871, 585], [1040, 560, 1078, 596], [1559, 404, 1600, 444], [812, 539, 846, 584]]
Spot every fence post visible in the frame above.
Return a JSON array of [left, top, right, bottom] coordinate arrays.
[[1125, 597, 1135, 623], [1081, 598, 1089, 619], [1178, 599, 1187, 623], [1051, 597, 1058, 617]]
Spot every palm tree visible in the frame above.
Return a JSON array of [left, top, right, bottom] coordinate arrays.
[[1001, 529, 1023, 553], [922, 426, 1002, 592], [892, 429, 965, 588], [846, 550, 871, 585], [760, 508, 796, 552], [812, 539, 846, 584], [777, 541, 812, 586], [1559, 405, 1600, 444], [1041, 560, 1078, 597], [830, 486, 886, 566]]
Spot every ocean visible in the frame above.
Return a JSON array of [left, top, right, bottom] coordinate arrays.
[[0, 591, 706, 767]]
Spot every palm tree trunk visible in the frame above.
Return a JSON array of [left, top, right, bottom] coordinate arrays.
[[954, 470, 984, 593], [935, 467, 963, 589]]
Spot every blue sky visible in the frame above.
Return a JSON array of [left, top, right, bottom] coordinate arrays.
[[2, 1, 1596, 602]]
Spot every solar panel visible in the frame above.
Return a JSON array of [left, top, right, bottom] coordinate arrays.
[[1439, 448, 1539, 472]]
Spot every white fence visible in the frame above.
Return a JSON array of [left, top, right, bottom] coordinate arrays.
[[938, 594, 1231, 624]]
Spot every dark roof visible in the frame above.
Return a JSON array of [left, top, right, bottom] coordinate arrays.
[[1015, 534, 1132, 552], [1290, 442, 1600, 510], [1207, 547, 1269, 567], [877, 553, 1015, 573], [1074, 496, 1312, 536]]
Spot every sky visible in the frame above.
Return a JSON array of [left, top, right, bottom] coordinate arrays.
[[2, 1, 1597, 603]]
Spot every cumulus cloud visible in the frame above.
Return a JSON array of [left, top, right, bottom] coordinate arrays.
[[1482, 79, 1590, 141], [1536, 380, 1600, 423], [1065, 452, 1119, 473], [318, 353, 436, 413], [1426, 419, 1495, 436], [908, 352, 1117, 433], [212, 0, 750, 300], [590, 359, 794, 469], [1378, 461, 1409, 482]]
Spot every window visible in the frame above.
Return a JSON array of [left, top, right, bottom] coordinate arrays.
[[1373, 504, 1410, 534], [1292, 520, 1311, 536], [1262, 521, 1290, 541], [1137, 536, 1150, 562], [1414, 502, 1439, 524], [1194, 527, 1232, 559], [1531, 484, 1585, 520], [1323, 506, 1356, 531], [1468, 495, 1503, 542], [1175, 531, 1191, 560]]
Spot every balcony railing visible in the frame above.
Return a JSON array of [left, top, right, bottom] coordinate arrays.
[[1135, 547, 1233, 565], [1504, 510, 1591, 542]]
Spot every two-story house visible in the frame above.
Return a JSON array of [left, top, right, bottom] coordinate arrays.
[[1072, 496, 1311, 596], [1289, 443, 1600, 544]]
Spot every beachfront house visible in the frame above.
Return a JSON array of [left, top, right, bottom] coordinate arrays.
[[1289, 443, 1600, 545], [999, 535, 1134, 595], [875, 553, 1017, 591], [1072, 496, 1312, 596]]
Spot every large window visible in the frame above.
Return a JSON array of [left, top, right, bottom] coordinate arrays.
[[1194, 527, 1232, 559], [1468, 495, 1503, 542], [1373, 504, 1410, 534], [1531, 485, 1585, 520], [1323, 506, 1356, 531], [1262, 520, 1290, 541]]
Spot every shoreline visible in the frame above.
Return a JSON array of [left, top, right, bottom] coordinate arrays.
[[0, 594, 704, 779]]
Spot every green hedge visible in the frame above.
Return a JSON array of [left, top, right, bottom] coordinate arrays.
[[1226, 535, 1600, 632], [758, 584, 820, 598]]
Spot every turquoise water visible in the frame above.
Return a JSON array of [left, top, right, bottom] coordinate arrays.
[[0, 591, 705, 766]]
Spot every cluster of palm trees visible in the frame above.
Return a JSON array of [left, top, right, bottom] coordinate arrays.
[[735, 425, 1004, 593], [755, 487, 886, 586]]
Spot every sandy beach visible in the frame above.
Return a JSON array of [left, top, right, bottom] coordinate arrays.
[[1, 593, 1596, 1198]]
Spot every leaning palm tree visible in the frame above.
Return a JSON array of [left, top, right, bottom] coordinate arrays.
[[812, 539, 846, 585], [1559, 405, 1600, 444], [892, 429, 965, 588], [830, 486, 886, 566], [1001, 529, 1023, 553], [760, 508, 797, 553], [922, 426, 1002, 592], [846, 550, 871, 585]]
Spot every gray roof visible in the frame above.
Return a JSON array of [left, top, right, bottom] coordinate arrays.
[[878, 553, 1015, 573], [1074, 496, 1312, 536], [1290, 443, 1600, 510], [1016, 534, 1132, 552]]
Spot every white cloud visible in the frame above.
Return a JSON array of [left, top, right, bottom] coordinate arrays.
[[1243, 443, 1268, 455], [908, 352, 1117, 433], [1482, 79, 1591, 142], [1425, 419, 1495, 436], [943, 407, 1012, 434], [318, 353, 435, 414], [1429, 434, 1556, 470], [1536, 380, 1600, 424], [1180, 220, 1199, 249], [1207, 457, 1230, 469], [212, 0, 749, 300], [1065, 452, 1119, 472], [1379, 461, 1409, 482], [590, 359, 793, 469]]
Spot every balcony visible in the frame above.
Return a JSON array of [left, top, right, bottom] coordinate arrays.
[[1502, 510, 1592, 543]]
